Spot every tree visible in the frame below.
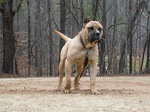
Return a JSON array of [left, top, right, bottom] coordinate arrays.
[[47, 0, 53, 76], [92, 0, 99, 20], [59, 0, 66, 52], [128, 0, 133, 74], [145, 15, 150, 69], [80, 0, 84, 26], [0, 0, 23, 73], [119, 0, 146, 73], [34, 0, 43, 76], [141, 15, 150, 72], [27, 0, 31, 76], [99, 0, 106, 74]]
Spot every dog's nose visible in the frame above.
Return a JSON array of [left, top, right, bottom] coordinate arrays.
[[96, 32, 100, 36], [95, 30, 100, 36]]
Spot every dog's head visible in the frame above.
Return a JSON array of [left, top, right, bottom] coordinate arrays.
[[83, 19, 103, 46]]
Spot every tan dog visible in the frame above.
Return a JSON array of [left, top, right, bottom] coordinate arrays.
[[54, 20, 103, 94]]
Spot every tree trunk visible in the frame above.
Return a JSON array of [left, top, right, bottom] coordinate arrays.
[[2, 2, 15, 73], [47, 0, 53, 76], [92, 0, 99, 20], [35, 0, 42, 76], [27, 0, 31, 76], [59, 0, 66, 52], [80, 0, 84, 27], [119, 41, 126, 73], [146, 35, 150, 68], [99, 0, 106, 74], [110, 0, 118, 74], [112, 16, 118, 73], [128, 0, 133, 74], [140, 40, 147, 72], [146, 15, 150, 69]]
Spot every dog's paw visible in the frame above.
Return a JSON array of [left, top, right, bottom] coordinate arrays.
[[90, 89, 99, 95], [74, 82, 80, 90], [74, 84, 80, 91], [74, 87, 80, 91], [63, 89, 71, 94]]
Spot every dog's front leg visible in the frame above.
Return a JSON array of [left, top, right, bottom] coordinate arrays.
[[64, 59, 72, 93], [74, 63, 83, 90], [90, 61, 98, 94]]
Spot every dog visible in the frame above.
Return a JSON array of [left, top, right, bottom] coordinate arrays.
[[54, 19, 103, 94]]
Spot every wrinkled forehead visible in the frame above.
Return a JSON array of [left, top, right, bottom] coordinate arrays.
[[85, 21, 103, 28]]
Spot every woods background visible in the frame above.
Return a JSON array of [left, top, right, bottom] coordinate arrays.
[[0, 0, 150, 77]]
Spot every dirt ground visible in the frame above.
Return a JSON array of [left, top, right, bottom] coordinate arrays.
[[0, 76, 150, 112]]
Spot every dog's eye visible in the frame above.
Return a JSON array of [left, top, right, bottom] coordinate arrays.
[[88, 27, 94, 31], [98, 28, 102, 32]]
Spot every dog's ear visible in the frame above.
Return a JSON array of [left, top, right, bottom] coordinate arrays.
[[84, 17, 91, 24], [83, 17, 92, 28]]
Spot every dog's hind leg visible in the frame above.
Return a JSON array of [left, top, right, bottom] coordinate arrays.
[[74, 63, 83, 90], [64, 59, 72, 93], [57, 59, 65, 91]]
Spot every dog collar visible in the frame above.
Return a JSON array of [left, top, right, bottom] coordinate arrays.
[[80, 35, 103, 49], [79, 35, 86, 49]]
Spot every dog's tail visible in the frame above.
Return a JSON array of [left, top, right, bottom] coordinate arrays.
[[53, 30, 71, 42]]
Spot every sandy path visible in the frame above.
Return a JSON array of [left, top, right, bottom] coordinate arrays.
[[0, 76, 150, 112]]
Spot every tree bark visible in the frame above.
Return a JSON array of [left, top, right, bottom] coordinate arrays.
[[47, 0, 53, 76], [92, 0, 99, 20], [59, 0, 66, 52], [2, 1, 15, 73], [80, 0, 84, 27], [146, 15, 150, 69], [112, 0, 118, 73], [27, 0, 31, 76], [140, 40, 147, 72], [128, 0, 133, 74], [0, 0, 24, 74], [34, 0, 42, 76], [119, 41, 126, 73], [99, 0, 106, 74]]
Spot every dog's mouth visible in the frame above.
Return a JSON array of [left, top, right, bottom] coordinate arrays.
[[88, 28, 104, 45], [88, 34, 102, 43]]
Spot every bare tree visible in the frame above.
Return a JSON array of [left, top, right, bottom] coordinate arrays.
[[0, 0, 23, 73], [99, 0, 106, 74], [80, 0, 84, 26], [92, 0, 99, 20], [119, 0, 146, 73], [47, 0, 53, 76], [59, 0, 66, 52], [34, 0, 42, 76], [27, 0, 31, 76], [145, 15, 150, 69]]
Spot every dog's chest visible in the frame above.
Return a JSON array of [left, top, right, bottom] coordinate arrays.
[[68, 48, 98, 63], [69, 50, 87, 62]]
